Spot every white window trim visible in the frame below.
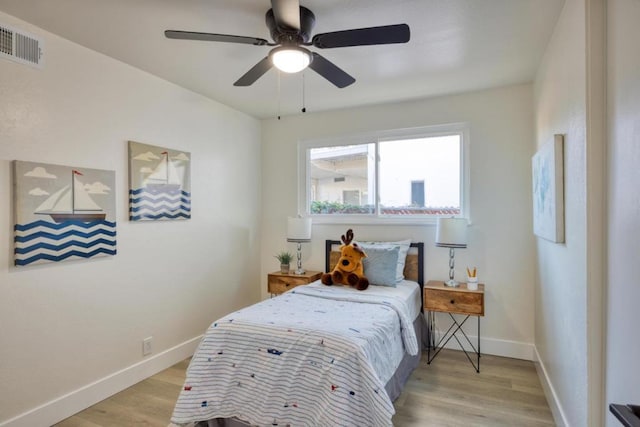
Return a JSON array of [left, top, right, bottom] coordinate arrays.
[[297, 123, 471, 225]]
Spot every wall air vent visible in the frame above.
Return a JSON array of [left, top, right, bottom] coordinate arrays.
[[0, 23, 43, 68]]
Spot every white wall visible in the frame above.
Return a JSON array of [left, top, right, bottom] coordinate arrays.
[[533, 0, 591, 425], [606, 0, 640, 424], [0, 11, 262, 426], [261, 83, 537, 360]]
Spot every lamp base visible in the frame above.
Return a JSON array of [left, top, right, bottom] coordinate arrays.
[[444, 279, 460, 287], [293, 242, 305, 275], [444, 247, 459, 287]]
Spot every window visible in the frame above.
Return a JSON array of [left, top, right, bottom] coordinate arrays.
[[411, 181, 425, 207], [308, 144, 374, 214], [300, 124, 468, 223]]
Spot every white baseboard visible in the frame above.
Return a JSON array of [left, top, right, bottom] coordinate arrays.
[[0, 335, 202, 427], [533, 346, 570, 427], [432, 328, 535, 361]]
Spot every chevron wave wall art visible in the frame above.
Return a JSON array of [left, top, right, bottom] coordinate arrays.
[[13, 161, 117, 266], [128, 141, 191, 221]]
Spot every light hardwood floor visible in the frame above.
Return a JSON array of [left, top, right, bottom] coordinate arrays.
[[55, 349, 555, 426]]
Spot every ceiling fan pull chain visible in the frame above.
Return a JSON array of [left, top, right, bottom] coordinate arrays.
[[302, 72, 306, 113], [277, 70, 281, 120]]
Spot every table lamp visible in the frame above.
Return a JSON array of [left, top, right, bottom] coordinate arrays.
[[435, 217, 468, 287], [287, 216, 312, 275]]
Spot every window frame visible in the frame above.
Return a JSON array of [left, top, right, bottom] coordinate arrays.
[[297, 123, 470, 225]]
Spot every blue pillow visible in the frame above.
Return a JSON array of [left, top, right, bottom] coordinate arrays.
[[362, 245, 400, 287], [358, 239, 411, 283]]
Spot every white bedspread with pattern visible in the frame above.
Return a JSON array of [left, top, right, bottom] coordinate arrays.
[[171, 282, 419, 427]]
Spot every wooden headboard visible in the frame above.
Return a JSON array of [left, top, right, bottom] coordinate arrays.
[[324, 240, 424, 286]]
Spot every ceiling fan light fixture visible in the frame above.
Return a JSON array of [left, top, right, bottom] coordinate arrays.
[[270, 46, 312, 73]]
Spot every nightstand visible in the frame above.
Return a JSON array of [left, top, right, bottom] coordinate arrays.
[[267, 270, 322, 296], [424, 280, 485, 372]]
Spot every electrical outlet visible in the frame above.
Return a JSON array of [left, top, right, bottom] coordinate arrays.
[[143, 336, 153, 356]]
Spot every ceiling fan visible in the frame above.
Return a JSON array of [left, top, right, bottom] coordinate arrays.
[[165, 0, 410, 88]]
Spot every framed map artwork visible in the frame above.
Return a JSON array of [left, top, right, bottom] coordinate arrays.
[[532, 134, 564, 243]]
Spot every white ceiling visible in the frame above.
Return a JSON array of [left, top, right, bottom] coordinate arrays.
[[0, 0, 564, 119]]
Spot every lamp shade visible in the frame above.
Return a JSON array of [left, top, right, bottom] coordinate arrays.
[[435, 217, 467, 248], [270, 46, 312, 73], [287, 217, 312, 242]]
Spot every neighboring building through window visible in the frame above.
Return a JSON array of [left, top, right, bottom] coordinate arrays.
[[300, 124, 467, 222], [343, 190, 361, 206], [411, 180, 425, 207]]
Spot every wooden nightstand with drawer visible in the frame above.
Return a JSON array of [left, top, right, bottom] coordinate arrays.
[[267, 270, 322, 296], [424, 280, 485, 372]]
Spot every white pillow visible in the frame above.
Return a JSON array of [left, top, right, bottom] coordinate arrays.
[[357, 239, 411, 283]]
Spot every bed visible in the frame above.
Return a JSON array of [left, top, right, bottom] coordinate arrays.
[[170, 240, 425, 427]]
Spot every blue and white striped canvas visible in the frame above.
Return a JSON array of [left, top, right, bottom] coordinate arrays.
[[128, 141, 191, 221], [13, 161, 116, 266], [14, 220, 116, 266], [129, 187, 191, 221]]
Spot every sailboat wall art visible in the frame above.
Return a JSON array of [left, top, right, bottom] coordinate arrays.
[[128, 141, 191, 221], [13, 160, 117, 266]]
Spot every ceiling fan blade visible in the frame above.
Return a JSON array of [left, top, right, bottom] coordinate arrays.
[[308, 53, 355, 88], [311, 24, 410, 49], [165, 30, 269, 46], [234, 57, 273, 86], [271, 0, 301, 31]]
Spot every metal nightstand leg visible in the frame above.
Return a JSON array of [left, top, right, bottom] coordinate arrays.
[[427, 312, 481, 373]]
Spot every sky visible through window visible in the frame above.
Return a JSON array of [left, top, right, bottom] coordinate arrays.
[[379, 135, 460, 209]]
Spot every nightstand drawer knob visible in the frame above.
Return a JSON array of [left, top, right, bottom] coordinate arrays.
[[285, 283, 290, 287], [450, 299, 455, 304]]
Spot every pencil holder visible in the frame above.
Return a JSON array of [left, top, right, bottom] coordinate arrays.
[[466, 276, 479, 291]]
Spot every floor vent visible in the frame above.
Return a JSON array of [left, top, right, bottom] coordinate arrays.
[[0, 23, 43, 68]]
